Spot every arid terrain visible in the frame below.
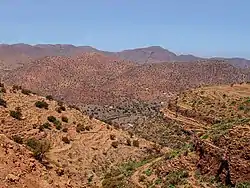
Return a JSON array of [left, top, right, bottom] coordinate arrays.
[[0, 43, 250, 187], [0, 84, 164, 187], [1, 44, 250, 70], [2, 53, 247, 106], [0, 80, 250, 187]]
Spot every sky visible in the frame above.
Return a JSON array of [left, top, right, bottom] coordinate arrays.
[[0, 0, 249, 58]]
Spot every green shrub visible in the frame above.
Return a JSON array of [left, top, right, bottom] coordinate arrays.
[[12, 135, 23, 144], [165, 149, 181, 160], [35, 101, 49, 109], [54, 120, 62, 130], [56, 124, 62, 130], [10, 110, 22, 120], [165, 170, 189, 186], [238, 105, 245, 111], [39, 124, 44, 131], [0, 98, 7, 108], [26, 138, 39, 150], [0, 87, 6, 93], [200, 134, 209, 139], [21, 89, 32, 95], [61, 116, 68, 123], [236, 182, 250, 188], [47, 116, 57, 123], [144, 169, 152, 176], [47, 116, 61, 129], [42, 122, 51, 129], [26, 138, 50, 161], [39, 122, 51, 131]]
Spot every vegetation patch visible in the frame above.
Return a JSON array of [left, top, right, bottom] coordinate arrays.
[[0, 87, 6, 93], [26, 138, 50, 161], [35, 101, 49, 109], [236, 182, 250, 188], [21, 89, 32, 95], [12, 135, 23, 144], [47, 116, 57, 123], [47, 116, 61, 129], [39, 122, 51, 131], [209, 118, 250, 144], [76, 123, 85, 132], [164, 170, 189, 187], [10, 110, 22, 120], [61, 116, 68, 123], [143, 168, 152, 176], [132, 140, 139, 147], [54, 120, 62, 130], [119, 159, 151, 177], [0, 98, 7, 108]]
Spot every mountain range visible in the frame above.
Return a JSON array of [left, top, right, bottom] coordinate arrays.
[[0, 43, 250, 187], [0, 43, 250, 70]]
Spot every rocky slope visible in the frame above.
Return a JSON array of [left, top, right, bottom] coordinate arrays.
[[3, 53, 246, 108], [0, 44, 250, 70], [0, 84, 161, 187]]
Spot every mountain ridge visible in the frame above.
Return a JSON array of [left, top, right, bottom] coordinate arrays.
[[0, 43, 249, 69]]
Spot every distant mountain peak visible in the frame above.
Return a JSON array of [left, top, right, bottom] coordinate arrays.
[[145, 46, 165, 50]]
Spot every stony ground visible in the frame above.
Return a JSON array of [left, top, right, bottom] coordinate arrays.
[[0, 83, 249, 187], [0, 84, 163, 188]]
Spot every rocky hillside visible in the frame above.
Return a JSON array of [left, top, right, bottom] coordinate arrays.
[[0, 82, 249, 187], [0, 44, 250, 70], [3, 53, 136, 105], [105, 83, 250, 188], [3, 54, 246, 107], [0, 83, 163, 187]]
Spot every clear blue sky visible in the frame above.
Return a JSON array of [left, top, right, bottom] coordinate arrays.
[[0, 0, 249, 58]]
